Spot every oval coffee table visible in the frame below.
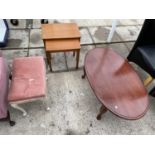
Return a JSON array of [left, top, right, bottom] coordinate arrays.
[[82, 48, 149, 120]]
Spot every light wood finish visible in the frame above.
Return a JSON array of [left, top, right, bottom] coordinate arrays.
[[84, 48, 149, 120], [46, 52, 52, 71], [45, 39, 80, 71], [42, 23, 81, 40], [45, 39, 80, 52], [41, 23, 81, 72], [144, 75, 153, 87]]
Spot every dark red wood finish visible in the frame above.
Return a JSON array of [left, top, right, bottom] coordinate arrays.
[[84, 48, 149, 120]]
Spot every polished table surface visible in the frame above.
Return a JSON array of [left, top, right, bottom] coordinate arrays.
[[84, 48, 149, 120], [45, 39, 80, 52], [41, 23, 81, 71], [41, 23, 81, 40]]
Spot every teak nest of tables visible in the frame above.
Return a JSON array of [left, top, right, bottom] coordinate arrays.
[[41, 23, 81, 71]]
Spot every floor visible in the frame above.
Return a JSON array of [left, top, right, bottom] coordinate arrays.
[[1, 19, 155, 135]]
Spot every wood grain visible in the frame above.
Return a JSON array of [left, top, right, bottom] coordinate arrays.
[[84, 48, 149, 120], [41, 23, 81, 70], [41, 23, 81, 39], [45, 39, 80, 52]]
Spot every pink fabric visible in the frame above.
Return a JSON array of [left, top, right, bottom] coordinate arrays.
[[8, 56, 46, 102], [0, 57, 9, 118]]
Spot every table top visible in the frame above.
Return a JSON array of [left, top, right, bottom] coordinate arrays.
[[85, 48, 149, 120], [41, 23, 81, 40], [45, 39, 80, 52]]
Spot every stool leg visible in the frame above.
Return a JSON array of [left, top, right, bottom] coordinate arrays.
[[11, 104, 27, 117], [76, 50, 80, 69], [46, 52, 52, 72], [0, 111, 16, 126], [43, 77, 50, 111], [7, 111, 16, 126], [81, 67, 86, 79], [96, 105, 107, 120], [42, 96, 50, 111]]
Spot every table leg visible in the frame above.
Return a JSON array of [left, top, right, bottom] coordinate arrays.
[[73, 51, 75, 57], [96, 105, 107, 120], [46, 52, 52, 72], [81, 67, 86, 79], [76, 50, 80, 69]]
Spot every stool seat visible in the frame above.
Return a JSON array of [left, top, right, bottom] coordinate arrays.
[[8, 56, 46, 102]]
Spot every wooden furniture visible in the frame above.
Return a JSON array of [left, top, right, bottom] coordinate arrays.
[[8, 56, 50, 116], [82, 48, 149, 120], [41, 23, 81, 71]]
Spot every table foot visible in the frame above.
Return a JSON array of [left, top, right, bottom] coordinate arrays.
[[73, 52, 75, 57], [96, 105, 107, 120], [49, 67, 53, 72], [76, 50, 80, 69], [81, 67, 86, 79]]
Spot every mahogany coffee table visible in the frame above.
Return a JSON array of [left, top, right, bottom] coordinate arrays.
[[82, 48, 149, 120], [42, 23, 81, 71]]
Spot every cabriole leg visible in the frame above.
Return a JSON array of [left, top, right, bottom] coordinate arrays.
[[11, 104, 27, 116], [96, 105, 107, 120], [42, 97, 50, 111]]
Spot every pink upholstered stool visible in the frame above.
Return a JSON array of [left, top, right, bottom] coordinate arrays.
[[8, 56, 50, 116]]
